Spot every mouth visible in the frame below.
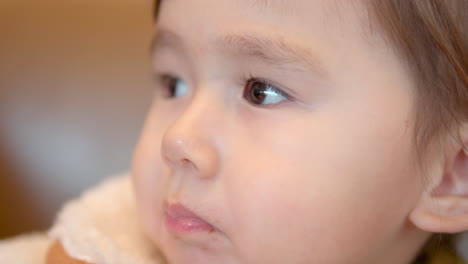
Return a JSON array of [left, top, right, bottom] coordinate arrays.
[[164, 201, 217, 234]]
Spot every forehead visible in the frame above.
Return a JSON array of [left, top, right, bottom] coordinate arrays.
[[247, 0, 297, 13], [157, 0, 364, 14], [164, 1, 382, 56], [155, 0, 387, 66], [157, 0, 372, 34], [247, 0, 361, 15]]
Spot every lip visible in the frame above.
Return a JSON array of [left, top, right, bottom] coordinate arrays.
[[164, 201, 216, 234]]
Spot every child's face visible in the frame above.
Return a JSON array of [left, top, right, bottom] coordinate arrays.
[[132, 0, 428, 263]]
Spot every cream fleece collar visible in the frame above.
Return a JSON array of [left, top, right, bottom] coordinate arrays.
[[49, 174, 166, 264]]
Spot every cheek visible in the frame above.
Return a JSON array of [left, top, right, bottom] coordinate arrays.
[[225, 109, 422, 263], [131, 106, 170, 245]]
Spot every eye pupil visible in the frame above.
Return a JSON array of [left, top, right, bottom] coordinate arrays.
[[168, 78, 178, 97], [251, 82, 266, 104]]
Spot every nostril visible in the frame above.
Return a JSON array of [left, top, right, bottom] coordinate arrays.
[[181, 158, 198, 171]]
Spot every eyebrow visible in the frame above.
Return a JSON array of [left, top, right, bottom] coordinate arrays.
[[217, 33, 328, 77], [151, 29, 329, 78], [151, 29, 182, 52]]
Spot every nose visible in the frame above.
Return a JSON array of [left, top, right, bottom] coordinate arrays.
[[161, 95, 220, 179]]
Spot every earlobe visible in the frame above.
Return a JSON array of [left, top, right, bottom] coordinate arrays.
[[410, 136, 468, 234], [410, 196, 468, 233]]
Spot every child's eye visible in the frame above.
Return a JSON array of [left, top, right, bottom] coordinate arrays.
[[159, 74, 188, 99], [243, 78, 289, 106]]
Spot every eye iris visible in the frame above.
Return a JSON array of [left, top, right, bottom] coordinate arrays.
[[250, 81, 267, 104], [168, 77, 178, 97]]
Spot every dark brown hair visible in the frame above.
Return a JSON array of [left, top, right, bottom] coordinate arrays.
[[154, 0, 162, 21], [152, 0, 468, 166]]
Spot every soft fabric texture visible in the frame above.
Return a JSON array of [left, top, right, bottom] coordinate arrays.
[[48, 173, 165, 264]]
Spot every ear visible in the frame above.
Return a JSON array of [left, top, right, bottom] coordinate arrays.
[[410, 126, 468, 234]]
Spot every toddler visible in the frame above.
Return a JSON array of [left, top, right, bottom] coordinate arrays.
[[1, 0, 467, 263]]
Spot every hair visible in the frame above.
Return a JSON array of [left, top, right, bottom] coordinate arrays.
[[369, 0, 468, 169], [154, 0, 161, 20]]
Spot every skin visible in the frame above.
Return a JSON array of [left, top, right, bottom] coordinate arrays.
[[132, 0, 433, 263]]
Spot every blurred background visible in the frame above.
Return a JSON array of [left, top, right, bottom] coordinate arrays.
[[0, 0, 155, 239]]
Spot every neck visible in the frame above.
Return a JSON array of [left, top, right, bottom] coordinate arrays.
[[378, 223, 432, 264]]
